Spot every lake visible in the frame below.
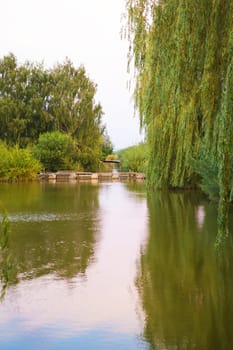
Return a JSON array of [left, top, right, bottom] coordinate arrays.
[[0, 181, 233, 349]]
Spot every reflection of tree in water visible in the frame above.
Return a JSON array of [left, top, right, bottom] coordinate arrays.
[[0, 213, 11, 300], [124, 182, 147, 200], [137, 191, 233, 350], [1, 183, 100, 284]]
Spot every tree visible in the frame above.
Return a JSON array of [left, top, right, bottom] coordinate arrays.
[[101, 131, 114, 158], [0, 54, 52, 146], [125, 0, 233, 238], [0, 55, 108, 171], [48, 59, 104, 158]]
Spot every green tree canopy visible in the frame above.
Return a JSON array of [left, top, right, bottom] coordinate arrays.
[[125, 0, 233, 237], [47, 59, 104, 169], [0, 54, 107, 170], [0, 54, 52, 146], [101, 132, 114, 158]]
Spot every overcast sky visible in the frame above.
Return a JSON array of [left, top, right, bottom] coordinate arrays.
[[0, 0, 144, 150]]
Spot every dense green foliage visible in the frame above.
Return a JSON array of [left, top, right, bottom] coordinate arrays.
[[194, 153, 220, 201], [0, 54, 52, 146], [0, 142, 41, 181], [101, 132, 114, 159], [33, 131, 77, 172], [118, 143, 147, 172], [125, 0, 233, 237], [0, 54, 108, 171]]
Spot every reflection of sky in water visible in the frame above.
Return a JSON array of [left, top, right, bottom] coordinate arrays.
[[0, 324, 146, 350], [195, 205, 205, 229], [0, 183, 149, 350]]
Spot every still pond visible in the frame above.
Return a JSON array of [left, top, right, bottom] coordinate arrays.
[[0, 182, 233, 349]]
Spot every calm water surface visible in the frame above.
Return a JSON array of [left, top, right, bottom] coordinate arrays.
[[0, 182, 233, 350]]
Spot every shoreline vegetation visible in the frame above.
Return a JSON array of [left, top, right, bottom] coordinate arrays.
[[0, 137, 147, 183], [0, 54, 146, 184], [0, 54, 114, 175]]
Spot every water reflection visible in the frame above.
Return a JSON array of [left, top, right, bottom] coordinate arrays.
[[195, 205, 205, 229], [0, 212, 11, 300], [137, 190, 233, 350], [0, 182, 100, 282], [0, 182, 149, 350], [3, 183, 232, 349]]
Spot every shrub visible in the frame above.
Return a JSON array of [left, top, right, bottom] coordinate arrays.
[[194, 153, 220, 200], [76, 145, 102, 172], [195, 152, 233, 201], [194, 146, 233, 201], [0, 143, 41, 181], [33, 131, 77, 172]]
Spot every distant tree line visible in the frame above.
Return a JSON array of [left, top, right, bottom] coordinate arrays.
[[0, 54, 113, 174]]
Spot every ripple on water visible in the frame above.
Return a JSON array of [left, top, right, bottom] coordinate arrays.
[[5, 212, 89, 223]]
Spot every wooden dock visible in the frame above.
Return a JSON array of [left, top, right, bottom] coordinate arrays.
[[39, 171, 146, 182]]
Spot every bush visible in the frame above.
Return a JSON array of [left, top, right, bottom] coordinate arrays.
[[118, 143, 148, 173], [33, 131, 77, 172], [76, 145, 101, 172], [195, 152, 233, 201], [0, 143, 41, 181], [194, 146, 233, 201], [194, 153, 220, 200]]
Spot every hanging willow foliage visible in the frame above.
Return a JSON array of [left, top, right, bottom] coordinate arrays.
[[125, 0, 233, 238]]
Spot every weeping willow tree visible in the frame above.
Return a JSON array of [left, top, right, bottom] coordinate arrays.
[[125, 0, 233, 238]]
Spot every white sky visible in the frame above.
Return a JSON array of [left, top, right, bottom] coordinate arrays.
[[0, 0, 144, 150]]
